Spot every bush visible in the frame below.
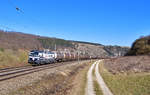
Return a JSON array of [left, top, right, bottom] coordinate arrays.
[[0, 48, 4, 52]]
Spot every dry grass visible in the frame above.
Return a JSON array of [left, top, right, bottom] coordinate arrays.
[[99, 61, 150, 95], [8, 61, 90, 95], [69, 62, 91, 95], [104, 56, 150, 74], [0, 49, 29, 68]]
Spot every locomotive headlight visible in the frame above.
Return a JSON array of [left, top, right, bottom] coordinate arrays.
[[30, 57, 39, 61]]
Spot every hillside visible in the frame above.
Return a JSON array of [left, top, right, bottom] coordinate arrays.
[[126, 36, 150, 55], [0, 31, 42, 50], [0, 30, 129, 58]]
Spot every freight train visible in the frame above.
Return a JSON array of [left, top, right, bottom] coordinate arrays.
[[28, 50, 90, 65]]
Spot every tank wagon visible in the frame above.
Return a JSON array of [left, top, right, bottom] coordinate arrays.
[[28, 50, 91, 65]]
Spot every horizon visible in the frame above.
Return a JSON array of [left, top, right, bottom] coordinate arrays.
[[1, 0, 150, 46]]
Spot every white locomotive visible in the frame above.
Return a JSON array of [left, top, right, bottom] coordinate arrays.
[[28, 50, 55, 65]]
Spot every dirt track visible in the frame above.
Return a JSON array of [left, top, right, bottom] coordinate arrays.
[[85, 60, 113, 95], [85, 62, 96, 95]]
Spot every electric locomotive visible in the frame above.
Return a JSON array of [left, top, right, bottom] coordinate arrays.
[[28, 50, 55, 65]]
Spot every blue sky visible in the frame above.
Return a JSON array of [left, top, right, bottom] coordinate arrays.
[[0, 0, 150, 46]]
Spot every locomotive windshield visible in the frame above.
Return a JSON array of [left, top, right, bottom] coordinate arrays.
[[29, 52, 39, 57]]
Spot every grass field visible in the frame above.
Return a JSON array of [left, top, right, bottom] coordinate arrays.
[[99, 61, 150, 95]]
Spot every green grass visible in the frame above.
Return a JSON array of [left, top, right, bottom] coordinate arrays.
[[93, 80, 103, 95], [99, 62, 150, 95]]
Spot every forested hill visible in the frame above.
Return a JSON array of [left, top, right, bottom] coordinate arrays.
[[0, 30, 129, 57], [126, 36, 150, 55]]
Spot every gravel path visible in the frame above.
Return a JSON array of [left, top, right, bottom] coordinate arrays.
[[85, 61, 97, 95], [85, 60, 113, 95], [95, 60, 113, 95]]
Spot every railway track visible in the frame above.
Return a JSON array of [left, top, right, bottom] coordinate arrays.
[[0, 65, 32, 73], [0, 62, 71, 82]]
